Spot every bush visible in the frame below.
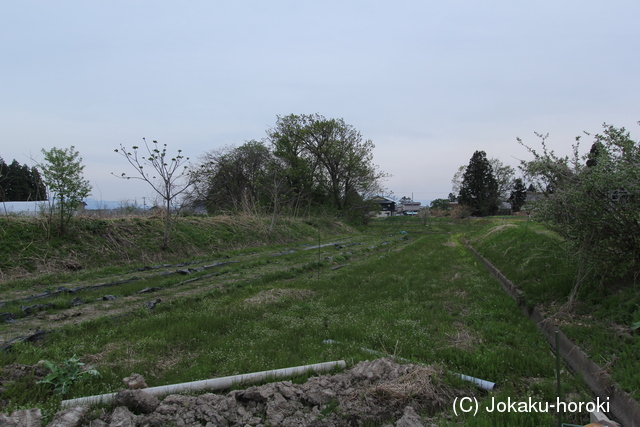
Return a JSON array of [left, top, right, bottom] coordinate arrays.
[[519, 123, 640, 288]]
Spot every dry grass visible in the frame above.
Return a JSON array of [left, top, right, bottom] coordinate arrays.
[[368, 365, 456, 413], [244, 288, 316, 305], [445, 322, 478, 351], [475, 223, 517, 242]]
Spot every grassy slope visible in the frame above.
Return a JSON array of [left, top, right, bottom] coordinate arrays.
[[0, 216, 593, 425], [462, 217, 640, 402], [0, 214, 351, 286]]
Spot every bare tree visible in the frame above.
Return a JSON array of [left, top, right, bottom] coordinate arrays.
[[114, 139, 192, 249]]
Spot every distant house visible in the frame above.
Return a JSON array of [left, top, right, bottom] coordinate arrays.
[[397, 200, 421, 216], [370, 196, 396, 217]]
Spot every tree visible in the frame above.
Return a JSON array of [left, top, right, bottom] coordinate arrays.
[[267, 114, 320, 215], [489, 158, 516, 202], [509, 178, 527, 212], [115, 139, 193, 249], [29, 166, 47, 201], [39, 146, 91, 235], [518, 123, 640, 288], [266, 114, 387, 221], [195, 141, 279, 213], [430, 198, 451, 211], [0, 158, 47, 202], [452, 159, 514, 203], [0, 157, 6, 201], [459, 150, 499, 216], [450, 165, 466, 197]]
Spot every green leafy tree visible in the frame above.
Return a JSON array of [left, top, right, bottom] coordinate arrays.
[[39, 146, 91, 235], [459, 150, 499, 216], [196, 140, 280, 214], [509, 178, 527, 212], [430, 198, 451, 211], [267, 114, 387, 222], [519, 123, 640, 288], [268, 114, 321, 215], [115, 139, 192, 249]]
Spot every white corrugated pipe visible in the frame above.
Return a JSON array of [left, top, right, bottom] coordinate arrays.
[[61, 360, 346, 408]]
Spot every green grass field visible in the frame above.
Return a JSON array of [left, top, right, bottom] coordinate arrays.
[[1, 214, 636, 425]]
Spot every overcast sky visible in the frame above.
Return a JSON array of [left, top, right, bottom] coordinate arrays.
[[2, 1, 638, 207]]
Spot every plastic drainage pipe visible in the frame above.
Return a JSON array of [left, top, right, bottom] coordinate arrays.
[[60, 360, 346, 408], [322, 339, 495, 391]]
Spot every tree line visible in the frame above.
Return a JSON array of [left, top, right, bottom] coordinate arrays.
[[113, 114, 387, 248], [0, 158, 47, 202], [189, 114, 387, 223], [446, 123, 639, 287], [438, 152, 531, 216]]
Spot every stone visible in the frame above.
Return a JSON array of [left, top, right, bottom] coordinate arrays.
[[395, 406, 424, 427], [0, 408, 42, 427], [70, 297, 84, 307], [114, 389, 160, 414], [143, 299, 161, 310], [107, 407, 136, 427], [122, 374, 148, 389], [1, 312, 16, 323], [46, 406, 89, 427]]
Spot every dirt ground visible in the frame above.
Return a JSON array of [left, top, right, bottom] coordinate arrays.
[[1, 358, 474, 426]]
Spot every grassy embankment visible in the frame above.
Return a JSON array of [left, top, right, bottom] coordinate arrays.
[[0, 214, 622, 425], [461, 216, 640, 404]]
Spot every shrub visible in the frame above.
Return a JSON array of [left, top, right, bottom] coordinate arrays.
[[519, 124, 640, 288]]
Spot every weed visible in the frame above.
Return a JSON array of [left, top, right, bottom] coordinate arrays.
[[37, 355, 100, 395]]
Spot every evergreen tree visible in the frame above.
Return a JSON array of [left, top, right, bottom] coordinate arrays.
[[586, 142, 601, 167], [6, 160, 26, 201], [509, 178, 527, 212], [0, 159, 47, 201], [459, 150, 498, 216], [0, 157, 7, 201]]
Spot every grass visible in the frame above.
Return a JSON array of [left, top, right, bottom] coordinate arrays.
[[462, 216, 640, 403], [0, 214, 352, 283], [0, 216, 594, 425]]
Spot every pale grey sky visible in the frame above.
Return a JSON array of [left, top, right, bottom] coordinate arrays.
[[2, 1, 638, 206]]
